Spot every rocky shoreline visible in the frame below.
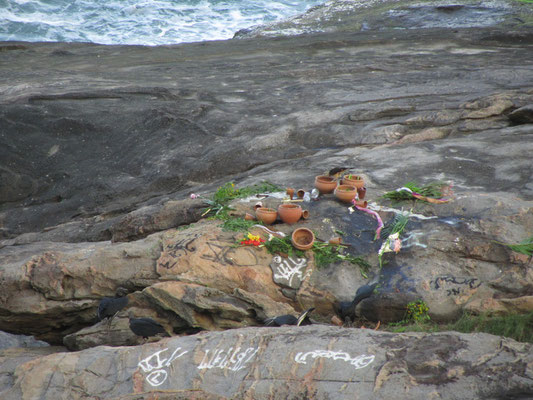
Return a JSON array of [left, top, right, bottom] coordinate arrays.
[[1, 0, 533, 398]]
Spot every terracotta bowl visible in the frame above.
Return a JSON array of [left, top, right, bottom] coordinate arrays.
[[342, 175, 364, 189], [315, 175, 338, 194], [334, 184, 357, 203], [277, 203, 303, 224], [255, 207, 277, 225], [354, 200, 368, 208], [291, 228, 315, 251]]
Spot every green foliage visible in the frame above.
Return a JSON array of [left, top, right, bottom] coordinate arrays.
[[263, 237, 370, 277], [448, 312, 533, 343], [312, 241, 342, 268], [385, 311, 533, 343], [264, 236, 305, 258], [177, 223, 194, 231], [382, 181, 445, 202], [221, 218, 259, 232], [203, 181, 282, 219], [405, 300, 431, 323], [497, 236, 533, 256], [388, 322, 439, 334], [381, 212, 409, 240]]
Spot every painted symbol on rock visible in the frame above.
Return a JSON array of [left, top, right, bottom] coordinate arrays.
[[271, 255, 309, 289], [431, 276, 481, 296], [197, 346, 259, 372], [138, 347, 188, 387], [295, 350, 375, 370]]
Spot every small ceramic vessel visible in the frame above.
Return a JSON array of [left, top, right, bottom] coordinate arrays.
[[353, 200, 368, 208], [277, 203, 302, 224], [342, 175, 364, 189], [291, 228, 315, 250], [286, 188, 295, 200], [315, 175, 337, 194], [334, 184, 357, 203], [255, 207, 277, 224]]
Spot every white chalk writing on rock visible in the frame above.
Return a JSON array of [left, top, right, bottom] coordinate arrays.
[[295, 350, 375, 370], [138, 347, 188, 387], [198, 346, 259, 372], [272, 255, 308, 286]]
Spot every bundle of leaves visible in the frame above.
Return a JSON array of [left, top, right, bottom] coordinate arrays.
[[221, 218, 259, 232], [264, 237, 370, 276], [202, 181, 282, 220], [264, 236, 305, 258], [381, 212, 409, 240], [382, 181, 446, 202], [498, 236, 533, 256]]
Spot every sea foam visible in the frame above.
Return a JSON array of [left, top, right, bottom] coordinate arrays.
[[0, 0, 325, 45]]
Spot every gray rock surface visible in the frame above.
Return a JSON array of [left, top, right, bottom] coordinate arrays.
[[0, 331, 49, 350], [1, 326, 532, 400]]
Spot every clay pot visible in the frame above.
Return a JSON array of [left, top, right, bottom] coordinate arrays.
[[357, 186, 367, 200], [315, 175, 338, 194], [328, 237, 342, 245], [244, 213, 255, 221], [253, 202, 263, 211], [255, 207, 277, 224], [334, 185, 357, 203], [277, 203, 302, 224], [302, 210, 310, 220], [286, 188, 295, 200], [354, 200, 368, 208], [297, 189, 306, 199], [342, 175, 364, 189], [291, 228, 315, 251]]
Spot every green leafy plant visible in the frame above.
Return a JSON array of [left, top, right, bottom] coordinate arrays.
[[405, 300, 431, 323], [264, 236, 305, 258], [382, 181, 446, 202], [447, 312, 533, 343], [221, 218, 259, 232], [381, 212, 409, 240], [387, 311, 533, 343], [497, 236, 533, 256], [201, 181, 282, 220], [263, 237, 370, 276]]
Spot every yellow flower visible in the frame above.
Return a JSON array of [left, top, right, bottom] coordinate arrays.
[[247, 233, 260, 242]]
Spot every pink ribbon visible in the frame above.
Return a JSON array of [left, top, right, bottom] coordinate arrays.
[[353, 201, 384, 239]]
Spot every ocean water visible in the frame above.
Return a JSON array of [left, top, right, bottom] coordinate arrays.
[[0, 0, 325, 45]]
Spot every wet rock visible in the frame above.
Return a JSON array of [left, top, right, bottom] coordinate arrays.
[[235, 0, 530, 39]]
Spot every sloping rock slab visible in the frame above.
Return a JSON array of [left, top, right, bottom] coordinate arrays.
[[1, 326, 532, 399]]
